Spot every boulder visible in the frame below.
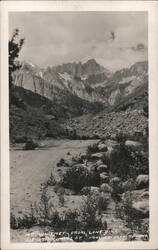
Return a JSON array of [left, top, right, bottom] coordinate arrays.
[[125, 140, 142, 147], [98, 143, 108, 152], [100, 183, 112, 193], [136, 175, 149, 189], [132, 200, 149, 218], [97, 164, 108, 173], [91, 152, 104, 160], [63, 159, 75, 167], [140, 191, 149, 199], [110, 177, 121, 184], [100, 173, 109, 183]]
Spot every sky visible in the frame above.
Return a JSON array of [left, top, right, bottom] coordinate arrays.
[[9, 12, 148, 72]]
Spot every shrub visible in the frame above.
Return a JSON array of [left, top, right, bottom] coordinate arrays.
[[87, 170, 100, 187], [80, 193, 107, 231], [61, 165, 89, 194], [106, 143, 148, 180], [14, 136, 28, 143], [57, 158, 65, 167], [23, 139, 38, 150], [63, 209, 81, 232], [98, 193, 109, 213], [59, 194, 65, 206], [54, 183, 65, 195], [80, 186, 91, 195], [87, 143, 99, 154], [35, 183, 49, 225], [10, 205, 37, 229], [115, 192, 143, 233], [47, 172, 56, 186], [115, 131, 127, 144], [49, 210, 62, 230]]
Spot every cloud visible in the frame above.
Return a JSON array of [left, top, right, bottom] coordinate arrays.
[[9, 11, 148, 71]]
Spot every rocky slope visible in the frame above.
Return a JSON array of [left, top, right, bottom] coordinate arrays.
[[64, 108, 148, 139]]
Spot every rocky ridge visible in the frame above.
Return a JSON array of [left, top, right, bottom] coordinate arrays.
[[12, 59, 148, 107]]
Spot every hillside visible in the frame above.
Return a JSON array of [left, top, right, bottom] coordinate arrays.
[[10, 85, 103, 141]]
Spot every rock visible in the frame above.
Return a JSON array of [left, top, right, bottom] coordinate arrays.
[[136, 175, 149, 189], [132, 200, 149, 218], [125, 140, 142, 147], [63, 159, 75, 167], [100, 183, 112, 193], [91, 152, 104, 160], [96, 160, 103, 166], [97, 164, 108, 173], [98, 143, 108, 152], [105, 139, 119, 148], [100, 173, 109, 183], [110, 177, 121, 184], [140, 191, 149, 199]]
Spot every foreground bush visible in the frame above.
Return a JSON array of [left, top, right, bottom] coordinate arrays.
[[61, 165, 89, 194], [80, 193, 107, 231], [10, 208, 36, 229], [87, 143, 99, 155], [61, 163, 101, 193], [106, 143, 148, 180]]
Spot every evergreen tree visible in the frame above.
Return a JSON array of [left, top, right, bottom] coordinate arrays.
[[9, 29, 24, 88]]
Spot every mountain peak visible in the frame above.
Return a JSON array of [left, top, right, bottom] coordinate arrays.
[[84, 58, 98, 65]]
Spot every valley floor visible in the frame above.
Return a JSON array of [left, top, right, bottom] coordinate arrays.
[[10, 139, 99, 216]]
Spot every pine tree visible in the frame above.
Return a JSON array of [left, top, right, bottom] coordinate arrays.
[[9, 29, 24, 88]]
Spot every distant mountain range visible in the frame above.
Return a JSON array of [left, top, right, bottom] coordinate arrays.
[[12, 59, 148, 107]]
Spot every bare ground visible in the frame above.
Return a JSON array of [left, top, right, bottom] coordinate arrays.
[[10, 139, 98, 215]]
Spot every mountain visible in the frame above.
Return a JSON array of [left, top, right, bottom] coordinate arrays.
[[10, 59, 148, 141], [12, 59, 148, 108], [12, 59, 111, 103]]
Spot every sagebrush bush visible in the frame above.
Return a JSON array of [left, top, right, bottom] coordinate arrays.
[[105, 143, 148, 180], [80, 193, 107, 231], [87, 143, 99, 155], [61, 165, 89, 194], [47, 172, 56, 186]]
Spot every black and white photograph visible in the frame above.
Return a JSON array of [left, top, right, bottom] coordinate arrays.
[[1, 1, 158, 249]]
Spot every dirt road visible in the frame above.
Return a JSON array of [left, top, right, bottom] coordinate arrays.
[[10, 139, 97, 215]]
